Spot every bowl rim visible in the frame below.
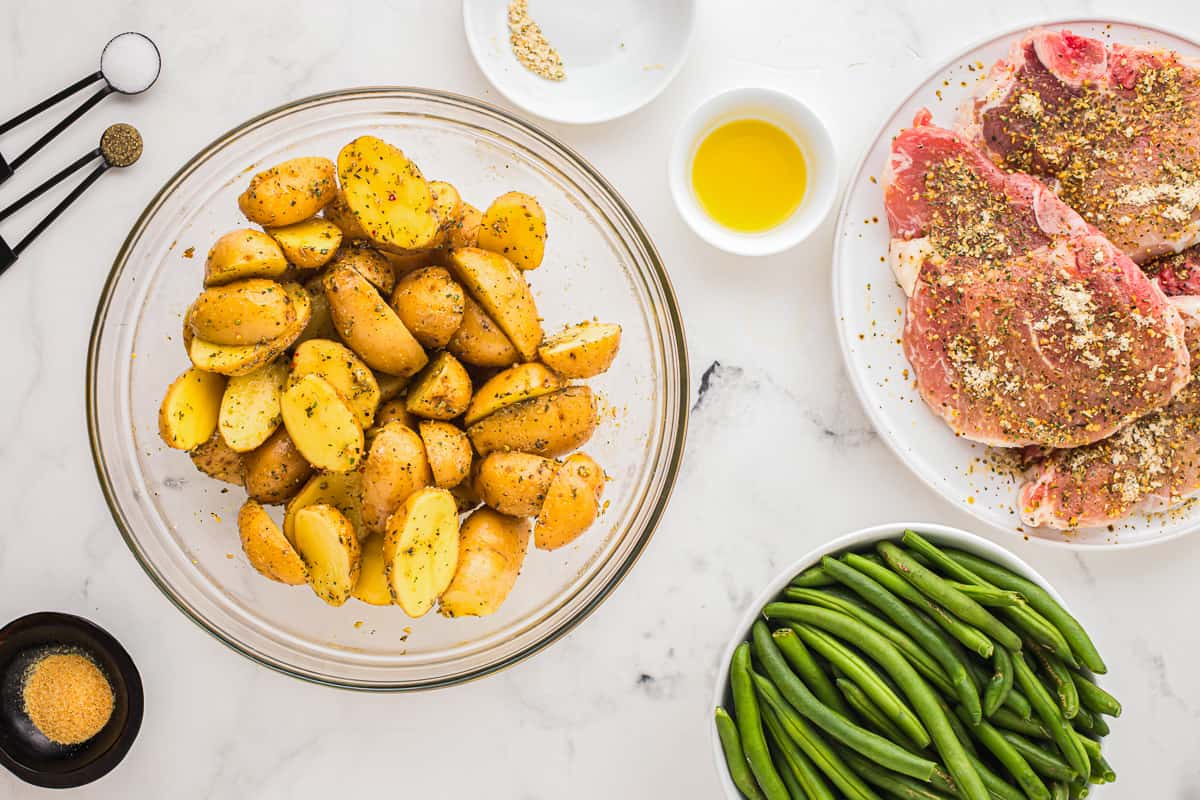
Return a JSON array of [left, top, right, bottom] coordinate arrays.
[[85, 86, 690, 691], [706, 521, 1100, 799]]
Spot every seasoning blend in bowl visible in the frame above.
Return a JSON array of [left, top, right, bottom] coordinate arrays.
[[22, 650, 115, 746], [670, 88, 837, 256]]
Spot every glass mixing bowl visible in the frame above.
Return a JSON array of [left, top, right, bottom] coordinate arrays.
[[87, 88, 688, 690]]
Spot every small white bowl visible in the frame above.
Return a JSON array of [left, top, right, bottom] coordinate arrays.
[[670, 88, 837, 256], [462, 0, 696, 125], [708, 521, 1106, 799]]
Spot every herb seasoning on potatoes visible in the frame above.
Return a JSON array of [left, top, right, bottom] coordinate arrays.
[[157, 137, 622, 618]]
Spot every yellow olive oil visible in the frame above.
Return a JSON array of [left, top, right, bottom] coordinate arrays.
[[690, 119, 807, 233]]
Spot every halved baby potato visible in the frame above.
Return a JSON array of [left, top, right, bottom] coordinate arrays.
[[464, 362, 563, 426], [190, 432, 245, 485], [159, 367, 226, 450], [535, 453, 606, 551], [243, 427, 313, 504], [390, 267, 465, 349], [467, 386, 598, 457], [382, 487, 461, 617], [239, 156, 337, 227], [538, 321, 622, 379], [429, 180, 464, 244], [294, 277, 338, 347], [204, 229, 288, 286], [323, 189, 368, 240], [267, 218, 343, 269], [473, 451, 559, 516], [189, 279, 296, 345], [361, 422, 431, 535], [337, 136, 440, 252], [446, 247, 542, 360], [352, 532, 393, 606], [448, 202, 482, 249], [332, 241, 396, 295], [447, 295, 520, 368], [238, 500, 308, 585], [291, 339, 380, 428], [405, 352, 472, 420], [419, 420, 472, 488], [293, 504, 361, 606], [324, 263, 428, 377], [280, 373, 364, 472], [284, 471, 364, 544], [375, 372, 409, 403], [373, 397, 416, 430], [477, 191, 547, 271], [219, 360, 288, 453], [187, 282, 311, 375], [439, 508, 530, 618]]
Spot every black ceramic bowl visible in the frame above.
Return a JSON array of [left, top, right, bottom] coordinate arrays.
[[0, 612, 142, 788]]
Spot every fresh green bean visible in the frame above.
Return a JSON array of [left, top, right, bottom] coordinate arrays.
[[792, 624, 931, 749], [989, 706, 1049, 739], [963, 653, 1031, 720], [750, 621, 937, 781], [791, 565, 837, 588], [733, 642, 791, 799], [822, 556, 982, 722], [1050, 781, 1069, 800], [763, 605, 987, 800], [941, 550, 1107, 674], [773, 627, 849, 716], [1011, 651, 1090, 780], [784, 587, 953, 693], [1068, 671, 1121, 717], [1028, 642, 1079, 719], [844, 553, 994, 659], [933, 694, 977, 757], [1069, 780, 1090, 799], [1006, 607, 1078, 668], [716, 707, 768, 800], [878, 543, 1023, 652], [966, 754, 1027, 800], [950, 583, 1025, 607], [999, 732, 1077, 782], [836, 678, 916, 750], [775, 754, 808, 800], [953, 705, 1051, 800], [1076, 735, 1115, 783], [838, 749, 955, 800], [761, 704, 834, 800], [752, 671, 883, 800], [983, 647, 1014, 718], [1071, 707, 1099, 736]]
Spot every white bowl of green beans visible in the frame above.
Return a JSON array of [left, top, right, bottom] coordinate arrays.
[[710, 522, 1119, 800]]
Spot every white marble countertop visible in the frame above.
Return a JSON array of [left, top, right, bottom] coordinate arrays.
[[2, 0, 1199, 796]]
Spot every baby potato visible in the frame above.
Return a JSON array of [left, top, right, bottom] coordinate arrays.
[[291, 339, 380, 428], [324, 263, 428, 377], [447, 247, 542, 360], [450, 480, 483, 513], [219, 360, 289, 453], [267, 218, 343, 269], [538, 321, 622, 379], [352, 533, 393, 606], [280, 373, 364, 473], [190, 432, 245, 485], [244, 427, 313, 505], [269, 281, 313, 353], [390, 267, 465, 349], [187, 282, 310, 376], [535, 453, 606, 551], [381, 249, 436, 276], [478, 191, 547, 271], [429, 180, 464, 243], [374, 397, 417, 430], [189, 279, 296, 346], [406, 352, 472, 420], [293, 504, 361, 606], [284, 471, 364, 544], [449, 202, 482, 249], [447, 295, 520, 368], [467, 386, 598, 457], [382, 487, 461, 617], [159, 367, 226, 450], [293, 277, 339, 346], [204, 229, 288, 286], [238, 156, 337, 227], [440, 508, 530, 618], [239, 500, 308, 585], [375, 372, 409, 403], [419, 420, 473, 488], [464, 362, 564, 426], [361, 421, 432, 535], [337, 136, 441, 252], [332, 241, 396, 295], [474, 451, 559, 516]]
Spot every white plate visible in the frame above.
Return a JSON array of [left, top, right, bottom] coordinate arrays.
[[833, 19, 1200, 549], [709, 522, 1113, 798], [462, 0, 695, 124]]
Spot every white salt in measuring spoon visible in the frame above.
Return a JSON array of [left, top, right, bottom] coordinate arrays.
[[0, 32, 160, 183]]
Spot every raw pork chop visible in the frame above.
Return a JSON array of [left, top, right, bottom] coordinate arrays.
[[885, 110, 1189, 448], [1146, 245, 1200, 296], [960, 28, 1200, 263], [1021, 298, 1200, 529]]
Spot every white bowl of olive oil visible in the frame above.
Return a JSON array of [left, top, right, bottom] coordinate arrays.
[[669, 88, 837, 256]]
